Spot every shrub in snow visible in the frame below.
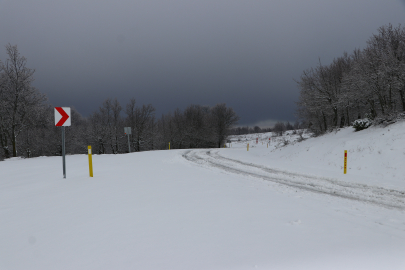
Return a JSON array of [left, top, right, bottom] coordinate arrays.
[[352, 118, 372, 131], [372, 112, 399, 127]]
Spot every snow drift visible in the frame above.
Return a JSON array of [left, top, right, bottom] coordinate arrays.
[[1, 121, 404, 270]]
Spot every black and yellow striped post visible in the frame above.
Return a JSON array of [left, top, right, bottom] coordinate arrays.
[[88, 146, 93, 177]]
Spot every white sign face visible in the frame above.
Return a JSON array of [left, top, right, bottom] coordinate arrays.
[[55, 107, 71, 126], [124, 127, 132, 134]]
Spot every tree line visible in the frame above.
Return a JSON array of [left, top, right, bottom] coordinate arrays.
[[229, 121, 304, 136], [0, 44, 239, 160], [297, 24, 405, 133]]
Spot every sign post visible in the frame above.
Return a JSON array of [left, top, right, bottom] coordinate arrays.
[[55, 107, 71, 179], [124, 127, 132, 153], [62, 126, 66, 178]]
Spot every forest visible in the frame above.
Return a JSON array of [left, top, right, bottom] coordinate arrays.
[[297, 24, 405, 133], [3, 23, 403, 160], [0, 45, 239, 160]]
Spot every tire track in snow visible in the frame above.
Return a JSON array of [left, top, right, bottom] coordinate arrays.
[[182, 149, 405, 210]]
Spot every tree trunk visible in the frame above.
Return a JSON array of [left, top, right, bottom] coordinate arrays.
[[339, 113, 345, 128], [333, 107, 338, 127], [0, 133, 10, 158], [322, 111, 328, 131], [136, 135, 140, 152], [377, 93, 385, 115], [399, 87, 405, 111], [368, 99, 377, 119], [12, 128, 17, 157]]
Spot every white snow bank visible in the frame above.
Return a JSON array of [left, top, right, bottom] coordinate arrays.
[[0, 122, 404, 269], [228, 120, 405, 190]]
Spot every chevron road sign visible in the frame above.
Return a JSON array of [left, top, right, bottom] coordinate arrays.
[[55, 107, 71, 179], [55, 107, 71, 126]]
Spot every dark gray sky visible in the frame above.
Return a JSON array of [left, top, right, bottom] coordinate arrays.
[[1, 0, 404, 127]]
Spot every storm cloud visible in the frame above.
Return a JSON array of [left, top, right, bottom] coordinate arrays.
[[1, 0, 404, 126]]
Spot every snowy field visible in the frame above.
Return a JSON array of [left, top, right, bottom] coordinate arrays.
[[1, 122, 405, 269]]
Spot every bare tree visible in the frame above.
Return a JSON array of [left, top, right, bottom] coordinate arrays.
[[125, 98, 136, 152], [297, 24, 405, 134], [210, 103, 240, 148], [0, 44, 47, 157], [97, 98, 123, 154], [88, 111, 107, 154], [273, 122, 286, 136], [111, 98, 122, 153], [125, 100, 155, 152], [253, 126, 261, 133], [182, 105, 214, 148]]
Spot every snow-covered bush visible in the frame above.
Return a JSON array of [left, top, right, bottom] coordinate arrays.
[[282, 137, 289, 146], [352, 118, 372, 131], [297, 130, 305, 142]]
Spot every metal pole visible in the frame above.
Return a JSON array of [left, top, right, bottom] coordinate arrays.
[[62, 126, 66, 178], [127, 134, 131, 153]]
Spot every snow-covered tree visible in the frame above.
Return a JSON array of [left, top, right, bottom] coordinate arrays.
[[0, 44, 47, 158]]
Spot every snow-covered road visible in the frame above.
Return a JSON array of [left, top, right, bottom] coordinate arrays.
[[183, 149, 405, 210], [1, 124, 405, 269]]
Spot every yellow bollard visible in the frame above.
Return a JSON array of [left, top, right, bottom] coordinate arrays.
[[169, 142, 170, 150], [267, 143, 268, 148], [247, 143, 249, 151], [344, 150, 347, 174], [88, 146, 93, 177]]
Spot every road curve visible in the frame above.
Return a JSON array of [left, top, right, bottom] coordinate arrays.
[[182, 149, 405, 210]]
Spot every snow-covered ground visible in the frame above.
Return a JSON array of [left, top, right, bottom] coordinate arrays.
[[1, 122, 404, 269], [229, 122, 405, 190]]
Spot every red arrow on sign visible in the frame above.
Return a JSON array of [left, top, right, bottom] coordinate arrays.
[[55, 107, 70, 126]]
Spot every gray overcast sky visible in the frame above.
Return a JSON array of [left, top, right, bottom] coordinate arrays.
[[1, 0, 404, 127]]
